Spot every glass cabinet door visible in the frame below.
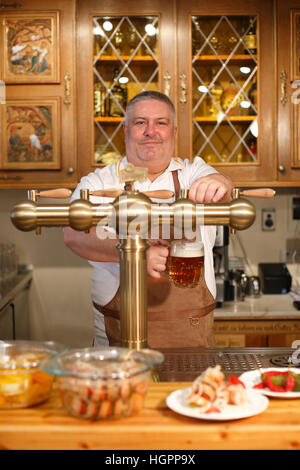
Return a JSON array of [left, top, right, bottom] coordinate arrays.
[[176, 0, 275, 183], [92, 16, 159, 165], [192, 15, 258, 165]]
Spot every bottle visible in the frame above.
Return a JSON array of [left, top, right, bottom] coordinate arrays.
[[222, 80, 240, 116], [248, 75, 257, 115], [207, 68, 223, 117], [113, 30, 123, 55], [94, 77, 106, 117], [109, 68, 125, 117], [244, 17, 257, 54]]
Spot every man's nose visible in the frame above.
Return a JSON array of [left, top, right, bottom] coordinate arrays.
[[144, 122, 157, 136]]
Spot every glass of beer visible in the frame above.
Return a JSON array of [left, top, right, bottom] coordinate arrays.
[[166, 240, 204, 288]]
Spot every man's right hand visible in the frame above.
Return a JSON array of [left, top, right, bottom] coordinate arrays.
[[146, 240, 169, 279]]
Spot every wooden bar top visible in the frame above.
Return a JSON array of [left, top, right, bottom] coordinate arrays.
[[1, 382, 300, 450]]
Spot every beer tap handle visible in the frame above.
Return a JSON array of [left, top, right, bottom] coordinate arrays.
[[90, 189, 123, 198], [143, 190, 174, 199], [30, 188, 72, 200], [233, 188, 276, 199], [27, 188, 72, 201]]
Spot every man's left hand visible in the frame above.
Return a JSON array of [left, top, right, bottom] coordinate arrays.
[[189, 173, 233, 203]]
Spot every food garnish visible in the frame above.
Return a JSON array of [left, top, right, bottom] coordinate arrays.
[[186, 365, 248, 414], [254, 370, 300, 393]]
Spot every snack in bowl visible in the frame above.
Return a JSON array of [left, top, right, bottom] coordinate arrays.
[[40, 347, 164, 420], [0, 340, 65, 409], [186, 365, 248, 414]]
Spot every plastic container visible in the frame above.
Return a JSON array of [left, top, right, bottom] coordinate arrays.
[[0, 340, 66, 409], [40, 347, 164, 420]]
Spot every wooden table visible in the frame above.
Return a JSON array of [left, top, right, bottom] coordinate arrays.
[[1, 382, 300, 450]]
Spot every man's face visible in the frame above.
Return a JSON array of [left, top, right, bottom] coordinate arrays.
[[123, 99, 177, 179]]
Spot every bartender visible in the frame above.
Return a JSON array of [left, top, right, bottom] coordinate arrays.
[[64, 91, 233, 349]]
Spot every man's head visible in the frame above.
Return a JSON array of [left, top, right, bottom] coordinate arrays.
[[123, 91, 177, 180]]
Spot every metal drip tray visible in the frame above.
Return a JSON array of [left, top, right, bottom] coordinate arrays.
[[157, 347, 299, 382]]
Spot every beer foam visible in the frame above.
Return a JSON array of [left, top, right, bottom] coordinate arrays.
[[170, 241, 204, 258]]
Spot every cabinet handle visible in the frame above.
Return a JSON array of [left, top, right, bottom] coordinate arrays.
[[64, 72, 71, 109], [278, 165, 285, 173], [179, 73, 187, 104], [163, 71, 171, 97], [280, 70, 287, 106], [67, 167, 74, 175]]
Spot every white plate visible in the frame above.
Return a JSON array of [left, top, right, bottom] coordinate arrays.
[[166, 387, 269, 421], [240, 368, 300, 399]]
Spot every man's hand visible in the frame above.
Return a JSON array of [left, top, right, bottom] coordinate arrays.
[[147, 240, 169, 278], [189, 173, 233, 203]]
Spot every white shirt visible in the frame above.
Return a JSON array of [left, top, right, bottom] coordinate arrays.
[[71, 156, 218, 306]]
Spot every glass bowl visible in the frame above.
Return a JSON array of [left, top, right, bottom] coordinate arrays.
[[0, 340, 66, 409], [40, 347, 164, 420]]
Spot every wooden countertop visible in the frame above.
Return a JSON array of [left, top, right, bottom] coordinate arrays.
[[1, 382, 300, 450]]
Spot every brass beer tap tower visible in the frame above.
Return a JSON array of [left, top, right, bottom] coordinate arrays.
[[10, 164, 275, 350]]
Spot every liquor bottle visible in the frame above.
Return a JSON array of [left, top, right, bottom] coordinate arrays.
[[248, 75, 257, 115], [128, 26, 139, 55], [244, 17, 257, 54], [113, 30, 123, 55], [109, 68, 125, 117], [94, 76, 106, 117], [207, 69, 223, 117], [222, 80, 240, 115]]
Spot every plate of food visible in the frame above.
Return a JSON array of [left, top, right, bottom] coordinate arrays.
[[239, 368, 300, 399], [166, 365, 269, 421]]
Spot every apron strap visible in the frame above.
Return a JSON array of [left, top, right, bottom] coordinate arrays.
[[171, 170, 181, 199]]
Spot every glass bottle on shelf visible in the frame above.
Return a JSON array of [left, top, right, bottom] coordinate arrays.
[[222, 80, 241, 116], [248, 75, 257, 116], [109, 68, 125, 117], [207, 69, 223, 117], [244, 17, 257, 54], [113, 29, 124, 55], [128, 26, 139, 55], [94, 76, 106, 117]]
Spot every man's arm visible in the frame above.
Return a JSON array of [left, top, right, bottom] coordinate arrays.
[[188, 172, 233, 203], [63, 226, 120, 262]]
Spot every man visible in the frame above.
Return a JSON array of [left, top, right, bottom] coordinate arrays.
[[64, 91, 233, 348]]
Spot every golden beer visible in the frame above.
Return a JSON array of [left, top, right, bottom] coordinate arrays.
[[167, 241, 204, 288]]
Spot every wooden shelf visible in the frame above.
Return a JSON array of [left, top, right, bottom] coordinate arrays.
[[194, 115, 256, 122], [95, 116, 123, 122], [193, 54, 257, 62], [94, 55, 157, 62]]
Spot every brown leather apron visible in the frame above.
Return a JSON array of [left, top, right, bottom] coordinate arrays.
[[93, 170, 216, 349]]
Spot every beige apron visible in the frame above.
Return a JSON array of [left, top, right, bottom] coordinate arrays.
[[93, 171, 216, 349]]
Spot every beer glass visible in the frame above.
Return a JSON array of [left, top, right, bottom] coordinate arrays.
[[166, 240, 204, 288]]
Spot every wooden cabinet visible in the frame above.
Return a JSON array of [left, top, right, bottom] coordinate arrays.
[[176, 0, 275, 185], [276, 0, 300, 184], [1, 1, 299, 188], [77, 0, 176, 178], [77, 0, 281, 185], [214, 317, 300, 347], [0, 0, 77, 189]]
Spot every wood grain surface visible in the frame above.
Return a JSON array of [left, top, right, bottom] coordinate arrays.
[[1, 382, 300, 450]]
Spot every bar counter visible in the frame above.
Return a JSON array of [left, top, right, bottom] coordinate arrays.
[[1, 382, 300, 450]]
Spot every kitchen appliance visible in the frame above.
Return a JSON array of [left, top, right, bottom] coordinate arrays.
[[258, 263, 292, 294], [246, 275, 261, 297]]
